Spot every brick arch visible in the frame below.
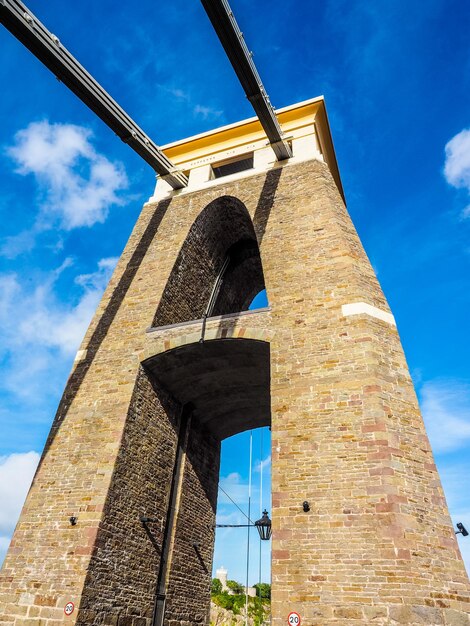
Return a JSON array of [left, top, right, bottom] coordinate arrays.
[[153, 195, 266, 327]]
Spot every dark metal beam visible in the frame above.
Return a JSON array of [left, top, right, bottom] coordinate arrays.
[[200, 0, 292, 161], [0, 0, 188, 189]]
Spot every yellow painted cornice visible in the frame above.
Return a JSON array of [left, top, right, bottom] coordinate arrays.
[[161, 96, 344, 201]]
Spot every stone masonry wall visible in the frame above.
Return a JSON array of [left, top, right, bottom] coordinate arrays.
[[76, 368, 180, 624], [265, 161, 470, 625], [164, 417, 220, 626], [1, 158, 469, 626]]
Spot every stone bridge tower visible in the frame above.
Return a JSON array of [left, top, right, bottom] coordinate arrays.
[[1, 97, 469, 626]]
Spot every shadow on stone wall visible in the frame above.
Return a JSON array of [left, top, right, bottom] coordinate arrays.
[[36, 198, 173, 474], [253, 167, 282, 244]]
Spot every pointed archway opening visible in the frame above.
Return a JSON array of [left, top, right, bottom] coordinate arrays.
[[153, 195, 267, 328]]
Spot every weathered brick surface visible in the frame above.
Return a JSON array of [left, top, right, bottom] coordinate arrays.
[[76, 368, 181, 624], [1, 158, 469, 626], [164, 418, 220, 625], [265, 162, 470, 625]]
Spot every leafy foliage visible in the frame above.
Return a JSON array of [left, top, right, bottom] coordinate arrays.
[[226, 579, 244, 594], [212, 591, 246, 614], [211, 578, 222, 595], [253, 583, 271, 599], [248, 596, 269, 626], [211, 579, 271, 625]]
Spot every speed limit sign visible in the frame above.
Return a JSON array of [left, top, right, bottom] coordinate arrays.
[[64, 602, 75, 616], [288, 612, 301, 626]]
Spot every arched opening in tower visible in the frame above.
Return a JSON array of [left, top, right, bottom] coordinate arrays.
[[142, 338, 271, 624], [135, 195, 271, 623], [212, 426, 272, 624], [153, 195, 267, 327]]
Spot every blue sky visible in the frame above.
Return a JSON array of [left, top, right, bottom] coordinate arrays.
[[0, 0, 470, 584]]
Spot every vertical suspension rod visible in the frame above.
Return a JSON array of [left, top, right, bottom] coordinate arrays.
[[199, 255, 231, 343], [200, 0, 292, 161], [245, 430, 253, 626], [0, 0, 188, 190], [258, 428, 263, 590]]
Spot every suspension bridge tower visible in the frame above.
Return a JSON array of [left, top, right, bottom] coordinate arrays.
[[1, 0, 470, 624], [1, 96, 469, 626]]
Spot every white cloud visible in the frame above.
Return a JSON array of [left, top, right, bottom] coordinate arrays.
[[444, 129, 470, 189], [254, 454, 271, 473], [1, 257, 117, 359], [0, 451, 40, 534], [75, 257, 118, 291], [461, 205, 470, 220], [218, 466, 270, 513], [436, 460, 470, 577], [6, 120, 128, 231], [444, 128, 470, 219], [215, 472, 271, 585], [0, 230, 37, 259], [157, 85, 190, 102], [419, 379, 470, 454], [0, 451, 40, 566], [219, 472, 249, 506], [155, 82, 225, 124], [193, 104, 224, 121], [0, 257, 117, 403]]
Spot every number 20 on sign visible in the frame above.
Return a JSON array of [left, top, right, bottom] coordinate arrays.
[[64, 602, 74, 616], [288, 612, 301, 626]]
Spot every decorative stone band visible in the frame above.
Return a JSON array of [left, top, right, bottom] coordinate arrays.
[[73, 349, 87, 363], [341, 302, 396, 326]]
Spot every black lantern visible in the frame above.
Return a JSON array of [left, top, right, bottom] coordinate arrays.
[[255, 509, 272, 541]]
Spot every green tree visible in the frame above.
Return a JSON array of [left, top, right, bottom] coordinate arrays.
[[226, 579, 244, 595], [253, 583, 271, 599], [212, 591, 245, 614], [248, 596, 269, 626], [211, 578, 222, 595]]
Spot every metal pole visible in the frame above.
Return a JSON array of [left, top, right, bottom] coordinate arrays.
[[258, 429, 263, 592], [151, 407, 192, 626], [245, 430, 252, 626], [200, 255, 230, 343]]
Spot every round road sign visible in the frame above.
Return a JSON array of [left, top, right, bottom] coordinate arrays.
[[288, 612, 301, 626], [64, 602, 75, 616]]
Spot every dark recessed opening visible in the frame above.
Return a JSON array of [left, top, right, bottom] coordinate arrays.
[[143, 339, 270, 440], [212, 155, 254, 179]]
